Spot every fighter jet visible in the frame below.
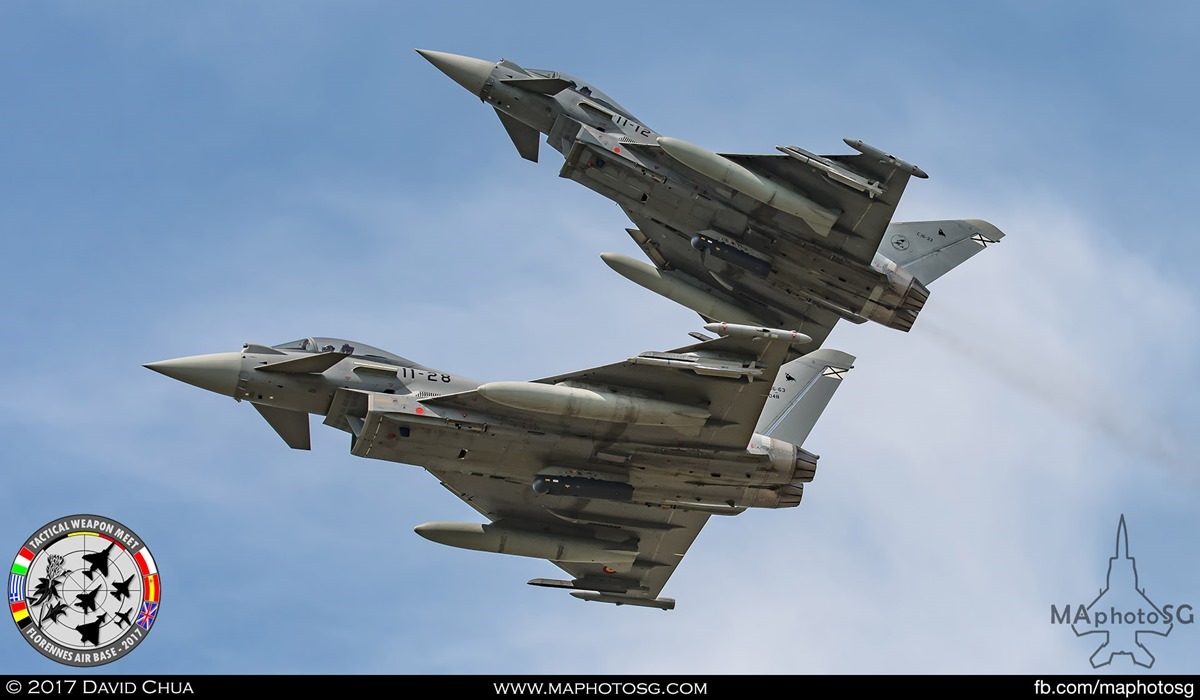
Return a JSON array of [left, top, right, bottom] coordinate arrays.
[[146, 328, 854, 609], [75, 614, 106, 646], [113, 608, 132, 629], [81, 542, 113, 581], [418, 50, 1004, 349], [74, 584, 101, 614], [110, 573, 135, 602]]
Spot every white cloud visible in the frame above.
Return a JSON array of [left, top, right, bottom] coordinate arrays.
[[4, 4, 1199, 676]]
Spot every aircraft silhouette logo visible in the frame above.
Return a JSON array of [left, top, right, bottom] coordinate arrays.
[[1053, 515, 1194, 668], [8, 515, 161, 666]]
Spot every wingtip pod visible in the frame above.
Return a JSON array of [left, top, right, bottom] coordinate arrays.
[[843, 137, 928, 179], [703, 322, 812, 345]]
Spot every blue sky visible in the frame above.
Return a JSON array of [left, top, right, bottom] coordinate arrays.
[[2, 1, 1198, 674]]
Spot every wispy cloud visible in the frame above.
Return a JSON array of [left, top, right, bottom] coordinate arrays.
[[2, 3, 1198, 676]]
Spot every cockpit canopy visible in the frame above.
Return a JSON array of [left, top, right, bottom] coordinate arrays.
[[272, 338, 422, 368], [526, 68, 639, 122]]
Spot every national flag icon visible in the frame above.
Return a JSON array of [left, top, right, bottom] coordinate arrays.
[[10, 601, 31, 630], [11, 548, 33, 576], [8, 574, 24, 603], [143, 574, 159, 604], [136, 601, 158, 630], [134, 548, 157, 577]]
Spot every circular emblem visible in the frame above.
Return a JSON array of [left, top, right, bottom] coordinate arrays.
[[890, 234, 910, 251], [8, 515, 159, 666]]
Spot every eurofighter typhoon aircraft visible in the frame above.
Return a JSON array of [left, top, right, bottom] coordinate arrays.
[[146, 325, 853, 609], [418, 50, 1005, 349]]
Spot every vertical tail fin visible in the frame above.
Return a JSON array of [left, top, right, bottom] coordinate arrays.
[[754, 349, 855, 446], [881, 219, 1005, 285]]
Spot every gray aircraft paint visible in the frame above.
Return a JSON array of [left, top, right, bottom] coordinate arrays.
[[417, 49, 1005, 350], [146, 331, 854, 609]]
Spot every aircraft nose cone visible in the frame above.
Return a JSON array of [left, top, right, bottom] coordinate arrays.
[[144, 352, 242, 398], [416, 49, 494, 97]]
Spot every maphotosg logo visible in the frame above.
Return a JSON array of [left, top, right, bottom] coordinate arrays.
[[8, 514, 160, 666], [1051, 515, 1193, 668]]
